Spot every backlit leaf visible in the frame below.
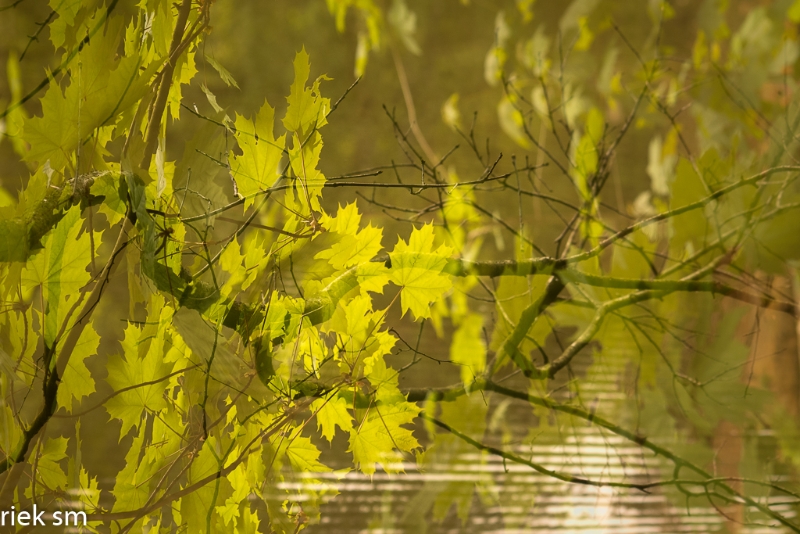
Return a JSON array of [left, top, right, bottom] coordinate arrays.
[[57, 322, 99, 412], [312, 395, 354, 442], [230, 101, 286, 209], [349, 401, 420, 475], [389, 224, 453, 320]]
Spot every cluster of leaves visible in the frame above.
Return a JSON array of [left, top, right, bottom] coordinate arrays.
[[2, 0, 800, 532], [0, 1, 467, 531]]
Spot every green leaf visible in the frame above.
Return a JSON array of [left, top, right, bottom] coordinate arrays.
[[36, 437, 69, 490], [281, 433, 331, 473], [365, 352, 403, 403], [23, 13, 156, 169], [389, 224, 454, 320], [669, 157, 707, 254], [218, 456, 248, 526], [570, 107, 603, 201], [685, 307, 764, 433], [349, 401, 420, 475], [57, 322, 99, 412], [279, 49, 331, 215], [4, 51, 28, 157], [167, 47, 197, 121], [497, 95, 530, 149], [356, 261, 391, 295], [0, 218, 29, 262], [283, 48, 331, 139], [229, 101, 286, 209], [22, 206, 99, 346], [200, 82, 224, 113], [416, 394, 489, 524], [105, 323, 173, 439], [312, 395, 354, 442], [647, 135, 677, 196], [450, 313, 486, 385], [112, 428, 159, 512], [204, 54, 239, 88], [355, 31, 370, 77], [441, 93, 462, 132], [3, 307, 37, 385], [325, 0, 383, 75], [48, 0, 82, 50], [484, 12, 510, 86], [517, 0, 535, 22], [90, 172, 127, 226], [317, 202, 383, 270], [181, 437, 224, 532], [286, 130, 326, 213], [0, 403, 21, 459], [219, 238, 247, 300]]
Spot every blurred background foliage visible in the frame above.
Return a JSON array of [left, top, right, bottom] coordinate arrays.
[[3, 0, 798, 254]]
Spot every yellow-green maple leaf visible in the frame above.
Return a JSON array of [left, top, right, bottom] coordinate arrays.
[[0, 403, 21, 458], [389, 223, 453, 320], [356, 261, 391, 295], [219, 238, 247, 300], [229, 101, 286, 209], [282, 433, 331, 473], [22, 206, 100, 346], [180, 437, 222, 532], [283, 49, 331, 213], [35, 437, 68, 490], [365, 353, 403, 403], [287, 131, 326, 213], [112, 429, 159, 512], [89, 172, 127, 226], [349, 401, 420, 475], [105, 324, 173, 439], [48, 0, 82, 50], [312, 395, 354, 442], [57, 322, 100, 412], [283, 48, 330, 138], [23, 13, 156, 169], [72, 466, 101, 511], [317, 202, 383, 270], [342, 294, 377, 356]]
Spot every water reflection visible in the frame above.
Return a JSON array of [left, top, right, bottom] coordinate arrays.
[[272, 428, 795, 533]]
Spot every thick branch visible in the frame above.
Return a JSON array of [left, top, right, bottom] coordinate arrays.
[[0, 350, 58, 476], [557, 269, 797, 315], [141, 0, 195, 168]]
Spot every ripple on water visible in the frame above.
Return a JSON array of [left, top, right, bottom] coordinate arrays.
[[266, 428, 796, 533]]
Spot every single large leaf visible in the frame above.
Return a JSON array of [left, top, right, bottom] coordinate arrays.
[[349, 401, 419, 475], [389, 224, 453, 320], [317, 202, 383, 270], [22, 206, 99, 346], [105, 324, 174, 439], [229, 101, 286, 209], [312, 395, 354, 442], [282, 48, 330, 139], [57, 322, 99, 412]]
